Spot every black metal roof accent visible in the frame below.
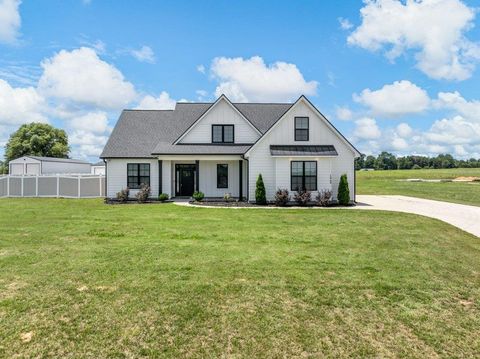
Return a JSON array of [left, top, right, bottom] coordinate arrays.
[[270, 145, 338, 156]]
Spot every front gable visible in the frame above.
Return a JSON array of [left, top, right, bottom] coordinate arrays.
[[175, 95, 261, 144], [245, 96, 360, 158]]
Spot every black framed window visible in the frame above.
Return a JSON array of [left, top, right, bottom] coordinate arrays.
[[212, 125, 234, 143], [127, 163, 150, 189], [217, 164, 228, 188], [291, 161, 317, 191], [295, 117, 309, 141]]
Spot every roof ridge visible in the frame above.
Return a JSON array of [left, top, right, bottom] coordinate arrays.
[[122, 109, 175, 112]]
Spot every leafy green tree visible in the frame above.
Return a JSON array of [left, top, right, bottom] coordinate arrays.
[[364, 155, 376, 169], [0, 160, 6, 174], [5, 123, 70, 164], [375, 151, 397, 170], [255, 174, 267, 204], [337, 174, 350, 205], [355, 154, 365, 170]]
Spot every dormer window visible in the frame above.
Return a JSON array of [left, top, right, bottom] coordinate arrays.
[[294, 117, 309, 141], [212, 124, 234, 143]]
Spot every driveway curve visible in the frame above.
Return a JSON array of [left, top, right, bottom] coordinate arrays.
[[356, 195, 480, 238]]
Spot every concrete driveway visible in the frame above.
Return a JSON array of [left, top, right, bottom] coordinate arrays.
[[356, 195, 480, 238]]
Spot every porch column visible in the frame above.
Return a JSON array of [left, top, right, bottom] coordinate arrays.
[[195, 160, 199, 192], [158, 160, 162, 195], [239, 160, 243, 200]]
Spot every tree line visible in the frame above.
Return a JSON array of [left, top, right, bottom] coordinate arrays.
[[355, 152, 480, 170]]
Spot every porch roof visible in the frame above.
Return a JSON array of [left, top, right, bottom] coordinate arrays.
[[270, 145, 338, 157], [152, 143, 252, 155]]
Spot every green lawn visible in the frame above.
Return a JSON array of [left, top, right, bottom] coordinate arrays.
[[1, 199, 479, 357], [357, 168, 480, 206]]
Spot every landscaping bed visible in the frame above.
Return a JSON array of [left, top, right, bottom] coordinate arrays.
[[190, 200, 354, 208]]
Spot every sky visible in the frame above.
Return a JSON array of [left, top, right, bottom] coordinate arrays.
[[1, 0, 480, 162]]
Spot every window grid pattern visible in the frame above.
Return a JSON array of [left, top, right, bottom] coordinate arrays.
[[295, 117, 309, 141], [291, 161, 317, 191], [127, 163, 150, 189], [212, 125, 234, 143]]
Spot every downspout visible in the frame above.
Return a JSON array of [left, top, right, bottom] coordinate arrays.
[[242, 155, 250, 202], [353, 161, 356, 204], [103, 159, 108, 200]]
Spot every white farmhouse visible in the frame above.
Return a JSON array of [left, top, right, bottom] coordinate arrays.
[[101, 95, 360, 202]]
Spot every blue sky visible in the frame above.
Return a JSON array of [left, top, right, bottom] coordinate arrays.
[[1, 0, 480, 162]]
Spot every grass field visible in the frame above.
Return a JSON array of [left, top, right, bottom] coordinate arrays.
[[357, 168, 480, 206], [1, 199, 479, 357]]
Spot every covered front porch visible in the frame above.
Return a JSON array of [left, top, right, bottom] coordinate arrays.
[[157, 155, 248, 201]]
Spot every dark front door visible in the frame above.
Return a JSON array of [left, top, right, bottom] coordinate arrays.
[[175, 164, 196, 196]]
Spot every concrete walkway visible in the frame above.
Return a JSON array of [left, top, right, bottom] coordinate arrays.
[[175, 195, 480, 237], [356, 195, 480, 238]]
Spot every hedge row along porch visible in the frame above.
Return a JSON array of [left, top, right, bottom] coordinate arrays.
[[101, 95, 360, 202]]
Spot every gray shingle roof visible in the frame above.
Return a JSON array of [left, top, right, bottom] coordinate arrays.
[[101, 102, 292, 158], [270, 145, 338, 156], [28, 156, 90, 164]]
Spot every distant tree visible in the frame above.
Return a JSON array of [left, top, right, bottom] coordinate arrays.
[[364, 155, 376, 169], [397, 156, 413, 170], [433, 154, 456, 169], [0, 160, 6, 174], [375, 152, 397, 170], [355, 154, 366, 170], [5, 123, 70, 164]]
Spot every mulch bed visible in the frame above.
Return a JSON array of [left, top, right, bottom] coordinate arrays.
[[105, 199, 173, 205], [190, 201, 354, 208]]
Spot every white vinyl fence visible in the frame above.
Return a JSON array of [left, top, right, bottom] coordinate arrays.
[[0, 175, 105, 198]]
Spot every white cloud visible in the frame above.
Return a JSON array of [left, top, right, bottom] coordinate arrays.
[[69, 111, 110, 134], [0, 79, 47, 125], [136, 91, 176, 110], [396, 123, 413, 138], [69, 130, 109, 158], [130, 45, 155, 64], [391, 137, 409, 150], [335, 106, 353, 121], [425, 116, 480, 145], [0, 0, 21, 44], [210, 56, 318, 102], [338, 17, 353, 30], [38, 47, 136, 110], [454, 144, 468, 156], [435, 91, 480, 122], [354, 117, 382, 140], [196, 64, 206, 74], [354, 80, 430, 117], [348, 0, 480, 80]]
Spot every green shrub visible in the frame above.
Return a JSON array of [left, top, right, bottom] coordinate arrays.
[[158, 193, 169, 202], [274, 188, 289, 206], [255, 174, 267, 204], [135, 184, 150, 203], [337, 174, 350, 205], [116, 187, 129, 203], [192, 191, 204, 202], [223, 193, 232, 202], [293, 189, 311, 206]]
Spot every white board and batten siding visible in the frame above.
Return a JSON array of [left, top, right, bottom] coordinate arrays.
[[246, 99, 356, 201], [106, 158, 159, 198], [179, 98, 260, 144]]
